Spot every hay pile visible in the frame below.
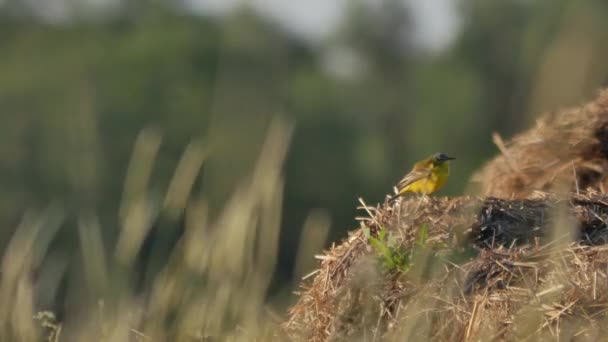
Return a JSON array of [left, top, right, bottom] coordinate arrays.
[[473, 89, 608, 198], [283, 89, 608, 341]]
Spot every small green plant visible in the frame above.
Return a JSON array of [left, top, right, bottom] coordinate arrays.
[[363, 226, 411, 272], [416, 224, 429, 247], [363, 224, 436, 273]]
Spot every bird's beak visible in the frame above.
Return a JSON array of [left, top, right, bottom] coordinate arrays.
[[445, 156, 456, 161]]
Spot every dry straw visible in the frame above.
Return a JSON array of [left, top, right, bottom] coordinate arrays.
[[284, 89, 608, 341]]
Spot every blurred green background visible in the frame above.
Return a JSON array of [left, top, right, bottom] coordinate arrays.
[[2, 0, 608, 303]]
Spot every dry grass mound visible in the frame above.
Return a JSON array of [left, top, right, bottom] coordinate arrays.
[[285, 192, 608, 341], [473, 88, 608, 198], [283, 89, 608, 341]]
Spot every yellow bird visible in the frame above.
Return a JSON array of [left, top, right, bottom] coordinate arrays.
[[390, 152, 455, 201]]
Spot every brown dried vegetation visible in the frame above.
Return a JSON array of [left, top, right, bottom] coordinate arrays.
[[473, 89, 608, 198], [283, 89, 608, 341]]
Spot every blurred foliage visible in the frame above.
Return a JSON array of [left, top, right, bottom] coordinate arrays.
[[1, 0, 608, 301]]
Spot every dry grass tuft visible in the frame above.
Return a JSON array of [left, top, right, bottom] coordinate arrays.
[[0, 118, 295, 341], [284, 89, 608, 341]]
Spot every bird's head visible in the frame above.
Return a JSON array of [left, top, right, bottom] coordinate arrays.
[[432, 152, 455, 164]]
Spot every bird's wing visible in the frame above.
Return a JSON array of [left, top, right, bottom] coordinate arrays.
[[397, 168, 431, 189]]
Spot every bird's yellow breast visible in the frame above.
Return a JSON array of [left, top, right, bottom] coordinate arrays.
[[402, 163, 449, 195]]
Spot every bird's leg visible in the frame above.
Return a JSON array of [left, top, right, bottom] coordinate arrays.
[[396, 197, 402, 228], [414, 193, 426, 213]]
